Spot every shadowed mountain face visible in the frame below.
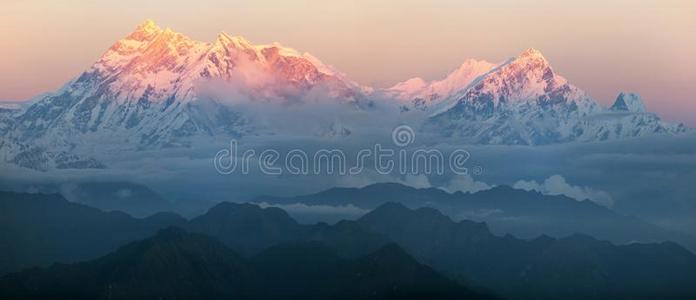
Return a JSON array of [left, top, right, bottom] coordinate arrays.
[[254, 183, 696, 251], [0, 191, 185, 275], [0, 228, 493, 300], [186, 203, 304, 254], [186, 202, 388, 258]]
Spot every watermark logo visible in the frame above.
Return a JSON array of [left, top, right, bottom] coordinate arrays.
[[214, 125, 480, 176], [392, 124, 415, 146]]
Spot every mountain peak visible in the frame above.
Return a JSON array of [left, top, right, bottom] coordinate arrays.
[[446, 46, 568, 107], [125, 19, 163, 42], [509, 48, 552, 72], [82, 20, 360, 109], [136, 19, 161, 34], [518, 48, 546, 60], [611, 92, 646, 113], [197, 202, 299, 228]]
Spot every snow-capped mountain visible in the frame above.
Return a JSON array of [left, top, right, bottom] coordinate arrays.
[[0, 21, 690, 170], [0, 20, 367, 169], [387, 59, 496, 112], [425, 48, 687, 145], [91, 20, 361, 104]]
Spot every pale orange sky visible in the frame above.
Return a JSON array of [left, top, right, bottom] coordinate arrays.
[[1, 0, 695, 125]]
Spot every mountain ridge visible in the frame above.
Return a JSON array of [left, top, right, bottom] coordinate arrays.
[[388, 58, 496, 111], [0, 21, 690, 171], [0, 20, 366, 168], [253, 182, 696, 251]]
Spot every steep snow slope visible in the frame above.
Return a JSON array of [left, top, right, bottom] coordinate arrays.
[[426, 49, 687, 145], [388, 59, 496, 112], [0, 23, 690, 170], [0, 20, 367, 170]]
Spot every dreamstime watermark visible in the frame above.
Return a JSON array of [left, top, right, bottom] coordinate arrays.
[[213, 125, 481, 176]]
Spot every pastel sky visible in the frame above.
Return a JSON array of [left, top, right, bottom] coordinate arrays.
[[1, 0, 695, 125]]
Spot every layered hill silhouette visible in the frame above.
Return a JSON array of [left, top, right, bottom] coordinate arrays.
[[358, 202, 696, 300], [3, 191, 696, 299], [254, 182, 696, 251]]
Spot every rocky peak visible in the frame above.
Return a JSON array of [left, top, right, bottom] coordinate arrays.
[[611, 92, 646, 113], [127, 19, 163, 41], [518, 48, 546, 60]]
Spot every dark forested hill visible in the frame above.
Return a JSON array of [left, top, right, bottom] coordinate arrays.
[[357, 202, 696, 300], [0, 228, 495, 300], [0, 191, 185, 275]]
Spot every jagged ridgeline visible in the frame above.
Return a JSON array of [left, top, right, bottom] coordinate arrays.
[[0, 20, 689, 170]]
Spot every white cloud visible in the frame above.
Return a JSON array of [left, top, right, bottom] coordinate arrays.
[[441, 174, 492, 193], [513, 175, 614, 207], [402, 174, 431, 189]]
